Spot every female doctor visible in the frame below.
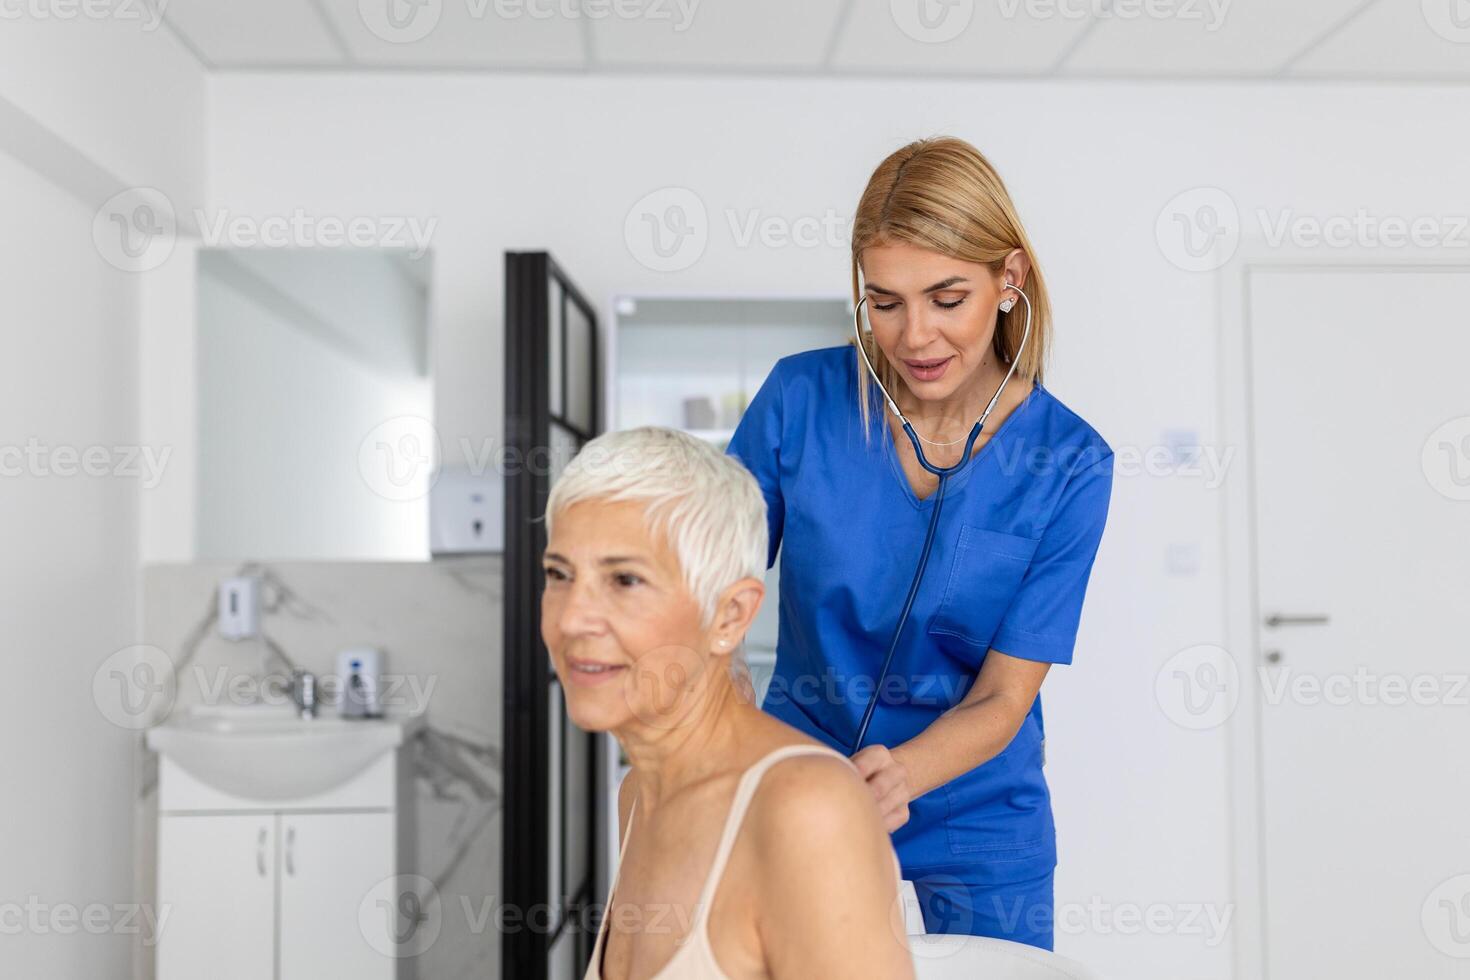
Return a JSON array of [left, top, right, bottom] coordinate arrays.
[[726, 136, 1114, 951]]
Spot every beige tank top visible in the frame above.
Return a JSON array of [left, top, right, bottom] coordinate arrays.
[[583, 743, 904, 980]]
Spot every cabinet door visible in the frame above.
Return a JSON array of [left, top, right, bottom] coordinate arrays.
[[157, 814, 276, 980], [278, 811, 398, 980]]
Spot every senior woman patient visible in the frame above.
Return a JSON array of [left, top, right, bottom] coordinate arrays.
[[541, 427, 914, 980]]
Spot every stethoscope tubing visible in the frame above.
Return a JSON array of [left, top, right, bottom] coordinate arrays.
[[846, 282, 1033, 754]]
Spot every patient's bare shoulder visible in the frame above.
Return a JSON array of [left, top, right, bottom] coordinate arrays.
[[746, 750, 914, 978]]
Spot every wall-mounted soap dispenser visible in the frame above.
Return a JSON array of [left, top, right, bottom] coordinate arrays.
[[335, 646, 384, 718]]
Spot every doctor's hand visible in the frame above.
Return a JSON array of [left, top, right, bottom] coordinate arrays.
[[850, 744, 913, 832]]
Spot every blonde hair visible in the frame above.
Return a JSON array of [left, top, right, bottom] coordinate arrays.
[[850, 136, 1053, 439]]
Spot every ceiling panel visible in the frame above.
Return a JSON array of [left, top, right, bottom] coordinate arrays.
[[1289, 0, 1470, 79], [316, 0, 587, 67], [830, 0, 1090, 74], [1061, 0, 1368, 75], [163, 0, 346, 66], [591, 0, 844, 68]]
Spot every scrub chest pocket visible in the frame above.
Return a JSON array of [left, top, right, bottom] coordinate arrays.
[[928, 523, 1040, 657]]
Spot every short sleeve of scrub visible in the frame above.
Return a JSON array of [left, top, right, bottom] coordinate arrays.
[[726, 362, 787, 570], [990, 451, 1114, 666]]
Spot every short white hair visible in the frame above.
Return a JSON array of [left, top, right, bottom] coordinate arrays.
[[544, 427, 768, 628]]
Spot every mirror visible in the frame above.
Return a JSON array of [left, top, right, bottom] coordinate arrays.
[[194, 248, 433, 561]]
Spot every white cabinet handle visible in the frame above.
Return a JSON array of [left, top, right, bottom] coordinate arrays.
[[285, 826, 296, 876], [256, 827, 267, 877]]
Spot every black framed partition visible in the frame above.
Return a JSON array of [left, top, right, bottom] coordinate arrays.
[[502, 251, 603, 980]]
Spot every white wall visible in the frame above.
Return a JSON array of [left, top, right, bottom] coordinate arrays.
[[0, 17, 204, 980], [205, 72, 1470, 979]]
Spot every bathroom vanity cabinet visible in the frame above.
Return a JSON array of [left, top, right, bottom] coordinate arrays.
[[151, 718, 419, 980]]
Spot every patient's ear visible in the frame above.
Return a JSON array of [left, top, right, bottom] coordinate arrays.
[[709, 576, 765, 652]]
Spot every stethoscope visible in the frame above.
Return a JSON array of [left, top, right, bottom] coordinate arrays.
[[847, 280, 1035, 754]]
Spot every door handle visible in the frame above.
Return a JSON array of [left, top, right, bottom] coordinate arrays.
[[1264, 613, 1330, 628], [285, 825, 296, 876], [256, 827, 267, 877]]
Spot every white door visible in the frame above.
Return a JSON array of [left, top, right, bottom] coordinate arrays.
[[156, 814, 276, 980], [278, 811, 398, 980], [1249, 267, 1470, 978]]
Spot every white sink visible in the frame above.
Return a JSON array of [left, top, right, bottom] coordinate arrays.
[[146, 704, 426, 801]]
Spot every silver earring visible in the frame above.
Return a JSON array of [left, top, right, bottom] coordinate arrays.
[[999, 285, 1017, 313]]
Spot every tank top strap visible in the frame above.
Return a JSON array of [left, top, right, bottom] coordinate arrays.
[[589, 778, 641, 974], [690, 744, 855, 926]]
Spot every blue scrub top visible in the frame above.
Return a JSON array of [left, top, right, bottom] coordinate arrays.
[[726, 345, 1114, 884]]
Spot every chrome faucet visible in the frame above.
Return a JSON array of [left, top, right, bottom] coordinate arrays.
[[290, 669, 318, 720]]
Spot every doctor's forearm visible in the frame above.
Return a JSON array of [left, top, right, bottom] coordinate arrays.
[[890, 694, 1029, 800]]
